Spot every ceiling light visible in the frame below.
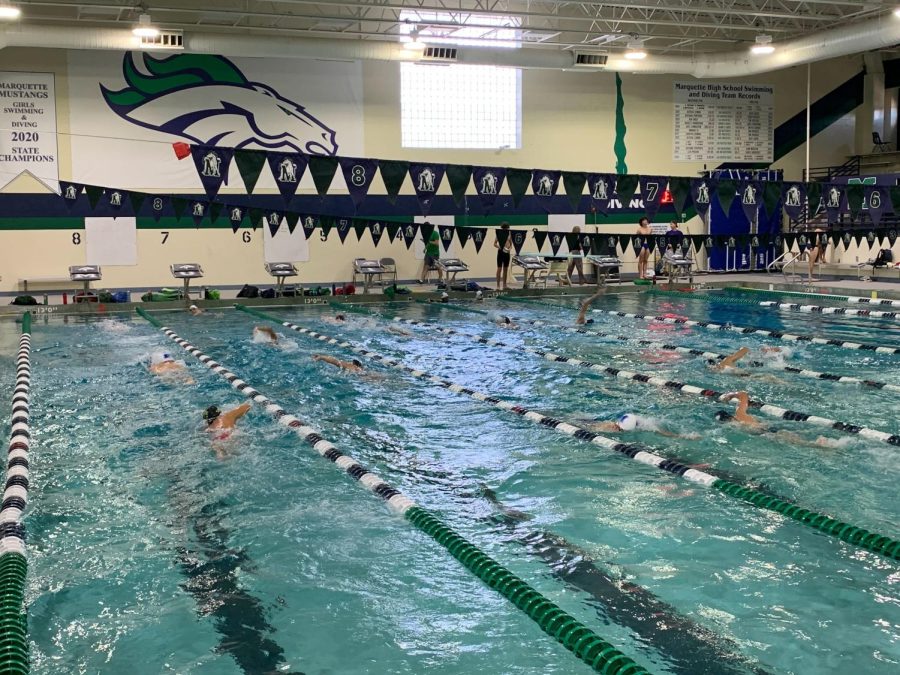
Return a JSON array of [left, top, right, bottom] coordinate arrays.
[[0, 3, 21, 19], [403, 28, 427, 51], [895, 7, 900, 18], [751, 34, 775, 55], [132, 13, 159, 38], [624, 40, 647, 60]]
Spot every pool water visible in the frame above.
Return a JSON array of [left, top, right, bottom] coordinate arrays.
[[6, 290, 900, 675]]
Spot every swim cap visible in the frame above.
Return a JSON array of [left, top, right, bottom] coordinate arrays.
[[189, 305, 198, 310], [351, 359, 363, 368], [617, 414, 638, 431], [335, 314, 346, 321], [714, 410, 734, 422], [503, 316, 511, 324], [203, 405, 221, 424]]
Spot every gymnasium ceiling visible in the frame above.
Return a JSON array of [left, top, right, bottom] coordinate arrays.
[[10, 1, 900, 55]]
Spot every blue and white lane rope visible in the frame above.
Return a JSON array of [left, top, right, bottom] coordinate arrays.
[[589, 308, 900, 355], [1, 324, 31, 558], [384, 316, 900, 448], [136, 310, 651, 675], [237, 306, 900, 562], [759, 301, 900, 320]]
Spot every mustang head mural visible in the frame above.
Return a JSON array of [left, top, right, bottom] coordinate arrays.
[[101, 52, 339, 155]]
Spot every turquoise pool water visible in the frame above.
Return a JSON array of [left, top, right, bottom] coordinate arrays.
[[5, 290, 900, 674]]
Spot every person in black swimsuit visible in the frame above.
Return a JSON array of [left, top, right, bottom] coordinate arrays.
[[567, 225, 587, 285], [495, 222, 513, 290], [807, 228, 826, 281]]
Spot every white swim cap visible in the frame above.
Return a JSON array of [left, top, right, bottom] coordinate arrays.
[[617, 414, 638, 431], [189, 304, 198, 310], [151, 351, 174, 365]]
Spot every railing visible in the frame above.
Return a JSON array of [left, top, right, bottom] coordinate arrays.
[[802, 155, 860, 182]]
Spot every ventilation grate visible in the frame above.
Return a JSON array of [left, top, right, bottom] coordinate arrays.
[[574, 52, 608, 67], [422, 46, 458, 62], [140, 30, 184, 50]]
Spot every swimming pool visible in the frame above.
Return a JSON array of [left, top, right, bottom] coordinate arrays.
[[7, 289, 900, 674]]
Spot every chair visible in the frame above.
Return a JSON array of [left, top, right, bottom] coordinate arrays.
[[547, 259, 572, 286], [170, 263, 204, 300], [265, 262, 299, 297], [69, 265, 101, 303], [352, 258, 385, 293], [872, 131, 892, 153], [379, 257, 397, 285], [855, 248, 893, 280]]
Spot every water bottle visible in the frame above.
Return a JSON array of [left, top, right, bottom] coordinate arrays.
[[42, 294, 48, 305], [331, 283, 336, 295]]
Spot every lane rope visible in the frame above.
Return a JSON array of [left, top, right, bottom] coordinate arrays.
[[0, 312, 32, 675], [135, 308, 651, 675], [237, 304, 900, 563], [374, 310, 900, 448], [729, 286, 900, 308], [759, 301, 900, 320]]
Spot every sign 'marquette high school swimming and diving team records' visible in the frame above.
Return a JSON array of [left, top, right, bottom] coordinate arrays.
[[0, 71, 59, 191], [672, 81, 774, 163]]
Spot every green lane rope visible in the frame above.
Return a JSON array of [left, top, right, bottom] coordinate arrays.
[[414, 299, 490, 315], [239, 305, 900, 563], [136, 307, 651, 675]]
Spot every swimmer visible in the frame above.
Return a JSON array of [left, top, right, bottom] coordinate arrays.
[[312, 354, 365, 373], [584, 413, 697, 439], [252, 325, 278, 344], [188, 304, 204, 316], [709, 347, 786, 383], [386, 325, 412, 337], [323, 313, 347, 325], [576, 289, 604, 325], [475, 290, 484, 302], [203, 402, 252, 458], [711, 347, 750, 371], [494, 315, 520, 330], [715, 391, 842, 448], [148, 351, 194, 384]]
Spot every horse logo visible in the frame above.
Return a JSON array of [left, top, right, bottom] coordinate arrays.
[[372, 223, 381, 235], [269, 212, 280, 226], [230, 207, 242, 221], [304, 216, 315, 229], [101, 53, 339, 154], [592, 178, 608, 200], [742, 185, 756, 205], [278, 158, 297, 183], [109, 191, 123, 206], [481, 172, 498, 195], [827, 187, 841, 208], [785, 185, 801, 206], [201, 151, 222, 177], [417, 167, 435, 192], [696, 182, 709, 204], [536, 175, 554, 196], [64, 185, 78, 200], [192, 202, 205, 217]]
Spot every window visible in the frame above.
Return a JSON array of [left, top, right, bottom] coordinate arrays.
[[400, 63, 522, 149]]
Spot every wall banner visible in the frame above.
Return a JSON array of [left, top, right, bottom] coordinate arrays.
[[0, 71, 59, 191]]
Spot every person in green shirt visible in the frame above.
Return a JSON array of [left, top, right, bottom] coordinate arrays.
[[419, 227, 443, 284]]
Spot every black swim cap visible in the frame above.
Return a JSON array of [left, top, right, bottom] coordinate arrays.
[[335, 314, 346, 321], [203, 405, 221, 424], [714, 410, 733, 422], [585, 318, 594, 324], [351, 359, 363, 368]]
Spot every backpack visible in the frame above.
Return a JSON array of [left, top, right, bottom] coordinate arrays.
[[236, 284, 259, 298], [205, 288, 221, 300], [11, 296, 37, 306], [260, 288, 276, 299], [875, 249, 894, 267]]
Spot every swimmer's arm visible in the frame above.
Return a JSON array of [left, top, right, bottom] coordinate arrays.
[[587, 421, 620, 432], [714, 347, 750, 370], [221, 402, 251, 425], [313, 354, 342, 368]]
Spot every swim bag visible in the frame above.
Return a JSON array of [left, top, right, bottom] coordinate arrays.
[[11, 295, 37, 306]]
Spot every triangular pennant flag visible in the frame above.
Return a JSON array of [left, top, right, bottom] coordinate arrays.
[[640, 175, 666, 219], [302, 215, 317, 240], [369, 220, 385, 247], [533, 230, 547, 251], [716, 179, 737, 214], [587, 173, 615, 214], [353, 220, 368, 241], [248, 207, 263, 231], [846, 183, 864, 219], [319, 216, 334, 240], [510, 229, 527, 254], [689, 235, 706, 253], [408, 163, 445, 216], [615, 174, 639, 205], [784, 233, 798, 251], [887, 227, 898, 247], [59, 182, 82, 210], [548, 231, 564, 255], [562, 172, 587, 212], [210, 202, 223, 225], [866, 185, 887, 226], [191, 145, 233, 199], [506, 169, 531, 208], [837, 231, 850, 248], [865, 230, 878, 250], [379, 160, 409, 204], [446, 165, 473, 208], [531, 170, 561, 211], [85, 185, 104, 210], [309, 155, 339, 197], [129, 191, 147, 216], [738, 180, 761, 222], [469, 227, 487, 253], [631, 236, 644, 255], [419, 221, 435, 246], [455, 226, 470, 248], [608, 234, 622, 254], [386, 222, 401, 242], [851, 231, 864, 249], [890, 187, 900, 216], [172, 196, 189, 222], [149, 195, 167, 222], [286, 212, 300, 235], [335, 217, 352, 243], [234, 149, 267, 193], [190, 199, 209, 227], [268, 152, 308, 205], [438, 224, 455, 252], [690, 178, 713, 219], [763, 182, 782, 220], [401, 222, 419, 250], [824, 184, 845, 223], [227, 204, 246, 233], [807, 182, 823, 214], [339, 157, 378, 210], [565, 233, 580, 253], [473, 166, 506, 211], [669, 177, 691, 215], [781, 182, 805, 221], [266, 210, 283, 237]]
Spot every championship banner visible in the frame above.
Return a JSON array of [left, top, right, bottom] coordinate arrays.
[[267, 152, 307, 204], [533, 230, 547, 251], [716, 179, 737, 215], [473, 166, 506, 210], [308, 155, 338, 197], [562, 172, 586, 212], [781, 182, 805, 221], [339, 157, 378, 209], [106, 188, 127, 213], [0, 70, 59, 191], [587, 173, 615, 214], [190, 145, 233, 199], [506, 168, 531, 208], [379, 160, 408, 204], [403, 221, 422, 248], [149, 195, 167, 222], [615, 175, 639, 205], [408, 162, 445, 216], [234, 149, 267, 193], [446, 164, 472, 207], [455, 226, 470, 248], [531, 169, 561, 210], [335, 217, 352, 243]]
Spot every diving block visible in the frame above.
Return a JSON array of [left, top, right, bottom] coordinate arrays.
[[69, 265, 102, 303], [265, 262, 299, 297], [586, 255, 621, 286], [662, 252, 694, 283], [436, 258, 469, 283], [170, 263, 204, 300], [352, 258, 385, 293], [513, 255, 549, 290]]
